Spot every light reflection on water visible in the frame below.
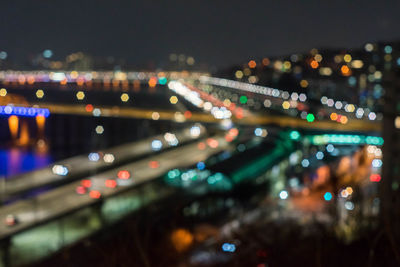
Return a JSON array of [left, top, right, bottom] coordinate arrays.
[[0, 148, 53, 178]]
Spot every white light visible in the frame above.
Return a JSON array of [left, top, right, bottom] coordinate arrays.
[[93, 108, 101, 117], [190, 126, 201, 138], [372, 159, 382, 168], [299, 93, 307, 102], [103, 153, 115, 163], [88, 152, 100, 162], [52, 165, 69, 176], [95, 125, 104, 134], [356, 108, 364, 118], [327, 99, 334, 107], [151, 139, 163, 151], [279, 190, 289, 200], [334, 101, 343, 109], [164, 133, 179, 146], [345, 201, 354, 210], [368, 112, 376, 120]]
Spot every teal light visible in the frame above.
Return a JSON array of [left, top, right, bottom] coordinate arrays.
[[289, 130, 301, 140], [159, 77, 167, 85]]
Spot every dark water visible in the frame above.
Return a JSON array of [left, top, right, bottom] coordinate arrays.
[[0, 148, 53, 177]]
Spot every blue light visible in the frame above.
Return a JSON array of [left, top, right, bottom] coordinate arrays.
[[384, 45, 392, 54], [324, 192, 333, 201], [222, 243, 236, 252], [197, 161, 205, 170], [0, 106, 50, 117], [397, 57, 400, 66], [151, 140, 163, 151]]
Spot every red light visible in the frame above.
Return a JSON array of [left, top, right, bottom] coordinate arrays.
[[370, 174, 381, 182], [197, 142, 206, 150], [81, 179, 92, 188], [76, 186, 86, 195], [149, 161, 159, 168], [206, 138, 219, 148], [229, 128, 239, 137], [89, 190, 101, 199], [85, 104, 94, 112], [118, 170, 130, 180], [105, 179, 117, 188], [184, 111, 192, 119]]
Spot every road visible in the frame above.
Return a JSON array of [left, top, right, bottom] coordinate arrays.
[[0, 134, 230, 240], [2, 125, 206, 198]]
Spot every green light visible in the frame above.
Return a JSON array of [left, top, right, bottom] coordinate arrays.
[[306, 113, 315, 122], [289, 131, 300, 140], [239, 95, 248, 104]]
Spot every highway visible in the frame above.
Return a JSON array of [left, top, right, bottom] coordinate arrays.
[[0, 134, 230, 240], [1, 125, 206, 199]]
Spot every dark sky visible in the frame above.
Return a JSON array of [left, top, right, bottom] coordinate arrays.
[[1, 0, 400, 68]]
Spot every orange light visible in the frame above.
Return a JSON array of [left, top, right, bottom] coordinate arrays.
[[8, 115, 19, 139], [310, 60, 319, 69], [171, 229, 194, 252], [118, 170, 130, 180], [105, 179, 117, 188], [262, 58, 270, 66], [330, 113, 338, 121], [248, 60, 257, 68], [341, 65, 351, 76], [340, 116, 348, 124], [148, 77, 157, 88], [89, 190, 101, 199]]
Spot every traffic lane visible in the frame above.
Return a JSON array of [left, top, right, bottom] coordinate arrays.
[[3, 126, 205, 196], [0, 135, 230, 239]]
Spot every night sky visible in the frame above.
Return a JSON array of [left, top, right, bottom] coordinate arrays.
[[1, 0, 400, 68]]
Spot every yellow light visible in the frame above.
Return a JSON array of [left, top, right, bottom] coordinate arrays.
[[345, 186, 353, 195], [170, 96, 178, 104], [300, 80, 308, 88], [223, 99, 231, 107], [36, 89, 44, 99], [151, 112, 160, 120], [283, 61, 291, 70], [351, 60, 364, 69], [121, 93, 129, 102], [76, 91, 85, 100], [330, 113, 338, 121], [70, 71, 79, 79], [395, 116, 400, 129], [243, 68, 251, 76], [186, 57, 195, 65], [282, 101, 290, 110], [235, 70, 243, 79], [0, 88, 7, 97], [346, 104, 355, 112], [314, 54, 323, 62], [384, 54, 392, 62], [344, 54, 352, 63]]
